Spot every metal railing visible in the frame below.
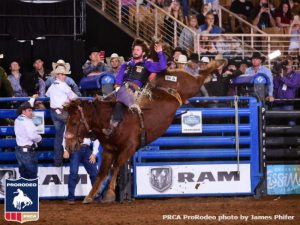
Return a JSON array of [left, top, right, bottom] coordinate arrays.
[[87, 0, 300, 65]]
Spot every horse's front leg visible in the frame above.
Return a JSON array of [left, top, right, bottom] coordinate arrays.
[[102, 144, 136, 203], [83, 150, 114, 204]]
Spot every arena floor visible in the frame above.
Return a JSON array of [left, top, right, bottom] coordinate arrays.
[[1, 195, 299, 225]]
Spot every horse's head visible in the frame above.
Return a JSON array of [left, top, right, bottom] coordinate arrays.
[[64, 99, 95, 153], [153, 60, 224, 102]]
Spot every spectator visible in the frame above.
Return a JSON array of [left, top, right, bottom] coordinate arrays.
[[106, 53, 125, 77], [273, 56, 300, 126], [46, 59, 78, 167], [0, 63, 13, 98], [199, 56, 210, 71], [252, 0, 276, 29], [82, 47, 109, 76], [167, 47, 187, 69], [185, 53, 200, 75], [20, 72, 46, 98], [121, 0, 136, 25], [181, 0, 189, 24], [245, 52, 274, 101], [236, 59, 250, 74], [230, 0, 253, 32], [185, 53, 209, 97], [33, 58, 51, 82], [163, 0, 184, 47], [7, 61, 27, 97], [288, 15, 300, 52], [198, 31, 218, 57], [175, 54, 188, 69], [275, 2, 293, 28], [14, 99, 42, 179], [197, 4, 211, 26], [204, 54, 230, 107], [63, 138, 99, 204], [203, 0, 220, 16], [198, 12, 222, 35], [179, 15, 198, 52]]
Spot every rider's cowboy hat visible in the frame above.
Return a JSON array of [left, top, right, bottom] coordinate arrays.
[[215, 54, 228, 67], [106, 53, 125, 67], [175, 54, 188, 64], [16, 101, 33, 116], [52, 59, 71, 75]]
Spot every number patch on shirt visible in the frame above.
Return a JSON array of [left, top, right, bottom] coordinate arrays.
[[165, 75, 177, 82]]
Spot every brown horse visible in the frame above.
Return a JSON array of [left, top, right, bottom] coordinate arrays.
[[64, 59, 224, 204]]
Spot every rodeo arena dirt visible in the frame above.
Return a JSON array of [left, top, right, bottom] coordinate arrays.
[[0, 196, 299, 225]]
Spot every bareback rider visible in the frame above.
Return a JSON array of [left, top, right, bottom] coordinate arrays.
[[102, 39, 167, 136]]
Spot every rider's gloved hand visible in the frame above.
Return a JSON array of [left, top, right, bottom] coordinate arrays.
[[115, 85, 120, 92]]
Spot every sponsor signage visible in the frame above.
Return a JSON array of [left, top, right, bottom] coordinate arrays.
[[181, 111, 202, 133], [267, 165, 300, 195], [136, 164, 251, 196], [0, 166, 92, 199], [32, 111, 45, 134], [5, 178, 39, 223]]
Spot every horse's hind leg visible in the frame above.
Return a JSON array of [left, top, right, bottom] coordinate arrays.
[[83, 150, 114, 204]]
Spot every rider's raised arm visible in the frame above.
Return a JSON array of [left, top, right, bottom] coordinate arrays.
[[145, 51, 167, 73]]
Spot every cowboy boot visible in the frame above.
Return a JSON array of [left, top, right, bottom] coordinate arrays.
[[102, 119, 119, 136]]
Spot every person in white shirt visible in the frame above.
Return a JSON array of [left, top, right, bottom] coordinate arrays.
[[46, 59, 78, 167], [14, 99, 42, 179], [63, 138, 99, 204]]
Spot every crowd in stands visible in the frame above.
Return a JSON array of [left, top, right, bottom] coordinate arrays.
[[0, 0, 300, 113]]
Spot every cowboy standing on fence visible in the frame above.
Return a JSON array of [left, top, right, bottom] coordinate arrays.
[[102, 38, 167, 136], [46, 60, 78, 167], [14, 98, 41, 179]]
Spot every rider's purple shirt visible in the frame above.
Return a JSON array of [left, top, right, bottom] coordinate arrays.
[[115, 51, 167, 87]]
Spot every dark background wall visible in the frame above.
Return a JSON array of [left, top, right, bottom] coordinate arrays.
[[85, 5, 133, 61], [0, 0, 133, 82]]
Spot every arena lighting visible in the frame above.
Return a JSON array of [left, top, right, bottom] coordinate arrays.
[[19, 0, 66, 3], [268, 50, 281, 60], [0, 54, 3, 59]]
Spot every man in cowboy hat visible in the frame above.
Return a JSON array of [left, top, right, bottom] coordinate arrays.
[[14, 99, 42, 179], [45, 60, 81, 96], [46, 59, 79, 166], [102, 38, 167, 136], [106, 53, 124, 77], [245, 52, 274, 101], [175, 54, 188, 69], [82, 47, 109, 76], [204, 54, 231, 102]]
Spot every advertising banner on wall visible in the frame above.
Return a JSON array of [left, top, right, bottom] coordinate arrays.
[[0, 166, 92, 199], [181, 111, 202, 133], [32, 111, 45, 134], [135, 164, 251, 196], [267, 165, 300, 195]]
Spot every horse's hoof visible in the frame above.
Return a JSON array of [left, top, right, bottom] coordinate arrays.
[[82, 197, 93, 204], [101, 190, 116, 203]]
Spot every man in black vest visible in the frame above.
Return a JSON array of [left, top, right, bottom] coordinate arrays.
[[102, 39, 167, 136]]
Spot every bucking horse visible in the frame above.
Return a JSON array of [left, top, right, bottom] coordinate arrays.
[[64, 58, 225, 204]]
